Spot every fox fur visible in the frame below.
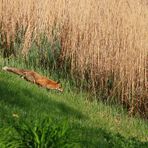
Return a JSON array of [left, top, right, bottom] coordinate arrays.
[[2, 66, 63, 92]]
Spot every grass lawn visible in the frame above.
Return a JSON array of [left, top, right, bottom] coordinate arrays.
[[0, 65, 148, 147]]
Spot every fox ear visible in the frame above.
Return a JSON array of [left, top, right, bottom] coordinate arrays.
[[57, 80, 60, 84]]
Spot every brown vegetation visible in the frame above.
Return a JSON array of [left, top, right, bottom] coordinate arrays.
[[0, 0, 147, 117]]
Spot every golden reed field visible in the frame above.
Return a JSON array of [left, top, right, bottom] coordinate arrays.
[[0, 0, 148, 117]]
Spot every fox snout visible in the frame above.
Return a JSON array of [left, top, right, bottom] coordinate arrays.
[[56, 83, 63, 92], [57, 87, 64, 92], [56, 81, 63, 92]]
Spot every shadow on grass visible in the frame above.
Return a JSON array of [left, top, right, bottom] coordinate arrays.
[[72, 125, 148, 148]]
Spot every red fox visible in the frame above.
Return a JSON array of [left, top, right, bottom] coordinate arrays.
[[2, 66, 63, 92]]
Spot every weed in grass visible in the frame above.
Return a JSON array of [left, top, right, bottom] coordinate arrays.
[[1, 117, 76, 148]]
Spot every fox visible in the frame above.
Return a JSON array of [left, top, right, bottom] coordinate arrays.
[[2, 66, 63, 92]]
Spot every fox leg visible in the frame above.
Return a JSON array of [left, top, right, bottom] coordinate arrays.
[[24, 74, 36, 83], [21, 75, 25, 79]]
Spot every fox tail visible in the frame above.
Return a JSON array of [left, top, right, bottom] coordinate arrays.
[[2, 66, 24, 76]]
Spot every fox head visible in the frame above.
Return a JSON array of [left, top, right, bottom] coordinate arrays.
[[56, 82, 63, 92], [46, 80, 63, 92]]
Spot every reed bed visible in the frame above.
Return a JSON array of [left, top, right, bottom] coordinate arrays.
[[0, 0, 147, 117]]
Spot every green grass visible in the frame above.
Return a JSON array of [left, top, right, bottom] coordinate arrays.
[[0, 63, 148, 147]]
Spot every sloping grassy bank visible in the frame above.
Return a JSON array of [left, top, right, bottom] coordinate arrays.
[[0, 65, 148, 147]]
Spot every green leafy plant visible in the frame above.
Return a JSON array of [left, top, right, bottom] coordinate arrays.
[[12, 117, 74, 148]]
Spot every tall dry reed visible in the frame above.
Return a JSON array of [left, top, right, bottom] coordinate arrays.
[[0, 0, 147, 117]]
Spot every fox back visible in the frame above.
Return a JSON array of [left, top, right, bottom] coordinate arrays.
[[36, 78, 63, 92]]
